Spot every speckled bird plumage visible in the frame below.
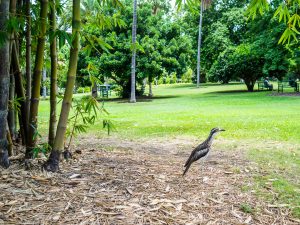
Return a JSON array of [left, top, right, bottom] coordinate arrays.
[[183, 128, 225, 176]]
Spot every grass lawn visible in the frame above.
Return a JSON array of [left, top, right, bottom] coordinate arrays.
[[38, 83, 300, 217]]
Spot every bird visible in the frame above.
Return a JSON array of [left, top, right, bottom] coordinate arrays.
[[183, 127, 225, 176]]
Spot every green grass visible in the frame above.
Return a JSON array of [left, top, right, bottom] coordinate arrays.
[[253, 175, 300, 218], [39, 83, 300, 142], [38, 83, 300, 217], [240, 203, 254, 214]]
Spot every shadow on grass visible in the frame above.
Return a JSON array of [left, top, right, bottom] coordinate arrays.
[[98, 95, 179, 103], [167, 82, 243, 89], [205, 89, 251, 95]]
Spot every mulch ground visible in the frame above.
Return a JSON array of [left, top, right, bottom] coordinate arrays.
[[0, 137, 299, 224]]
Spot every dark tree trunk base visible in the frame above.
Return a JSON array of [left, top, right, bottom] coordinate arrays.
[[43, 150, 60, 172], [0, 150, 10, 168], [63, 150, 72, 160], [25, 147, 33, 159]]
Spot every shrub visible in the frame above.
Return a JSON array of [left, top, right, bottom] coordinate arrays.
[[182, 68, 194, 83], [170, 72, 177, 84], [77, 87, 85, 93]]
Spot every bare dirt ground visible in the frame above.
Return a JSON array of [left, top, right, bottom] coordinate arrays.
[[0, 136, 299, 224]]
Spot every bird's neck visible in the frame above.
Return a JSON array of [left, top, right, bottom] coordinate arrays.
[[206, 132, 217, 146]]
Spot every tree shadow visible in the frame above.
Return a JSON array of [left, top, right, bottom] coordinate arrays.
[[98, 95, 179, 103], [205, 90, 250, 95], [167, 82, 243, 89]]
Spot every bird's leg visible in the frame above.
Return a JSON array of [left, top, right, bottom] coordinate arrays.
[[201, 151, 210, 175]]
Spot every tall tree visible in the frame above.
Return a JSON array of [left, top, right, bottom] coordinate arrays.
[[176, 0, 212, 87], [0, 0, 10, 168], [24, 0, 31, 125], [26, 0, 49, 158], [196, 0, 212, 87], [130, 0, 137, 103], [48, 0, 58, 148], [196, 0, 203, 88], [44, 0, 81, 172], [8, 0, 17, 141]]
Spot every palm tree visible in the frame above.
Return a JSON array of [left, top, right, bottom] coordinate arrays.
[[196, 0, 204, 88], [130, 0, 137, 103], [176, 0, 212, 88], [197, 0, 211, 87], [0, 0, 10, 168]]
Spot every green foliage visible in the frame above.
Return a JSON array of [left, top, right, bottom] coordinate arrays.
[[8, 97, 23, 113], [103, 119, 116, 135], [169, 72, 177, 84], [77, 86, 91, 93], [246, 0, 269, 19], [32, 143, 51, 158], [205, 2, 288, 88], [181, 68, 194, 83], [66, 96, 113, 149], [247, 0, 300, 44], [77, 0, 194, 98]]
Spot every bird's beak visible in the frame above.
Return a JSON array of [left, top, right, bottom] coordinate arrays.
[[220, 129, 225, 132]]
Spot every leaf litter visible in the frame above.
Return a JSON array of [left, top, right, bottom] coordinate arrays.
[[0, 136, 299, 224]]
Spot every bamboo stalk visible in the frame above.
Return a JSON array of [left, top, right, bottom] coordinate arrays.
[[26, 0, 49, 159], [24, 0, 31, 125], [44, 0, 81, 172], [12, 42, 28, 144], [48, 0, 58, 148]]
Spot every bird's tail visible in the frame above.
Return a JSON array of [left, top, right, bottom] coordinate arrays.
[[183, 162, 192, 176]]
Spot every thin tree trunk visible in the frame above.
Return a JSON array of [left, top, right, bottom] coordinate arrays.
[[196, 1, 203, 88], [17, 0, 22, 56], [92, 83, 98, 98], [48, 0, 58, 148], [12, 42, 28, 145], [8, 68, 16, 140], [42, 69, 47, 99], [44, 0, 81, 172], [0, 0, 10, 168], [6, 124, 13, 156], [130, 0, 137, 103], [8, 0, 17, 142], [24, 0, 31, 127], [26, 0, 49, 159], [148, 76, 153, 97]]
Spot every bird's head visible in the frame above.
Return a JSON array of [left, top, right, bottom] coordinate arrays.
[[210, 127, 225, 134]]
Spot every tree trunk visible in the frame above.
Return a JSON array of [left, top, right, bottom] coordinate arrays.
[[24, 0, 31, 125], [12, 41, 28, 145], [48, 0, 58, 148], [196, 1, 203, 88], [92, 83, 98, 98], [130, 0, 137, 103], [26, 0, 48, 159], [8, 0, 17, 142], [0, 0, 10, 168], [245, 80, 255, 92], [148, 76, 153, 97], [6, 124, 13, 156], [44, 0, 81, 172], [8, 68, 16, 140], [42, 69, 47, 99]]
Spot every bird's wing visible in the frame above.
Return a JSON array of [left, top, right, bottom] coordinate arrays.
[[183, 147, 209, 176], [184, 144, 207, 167]]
